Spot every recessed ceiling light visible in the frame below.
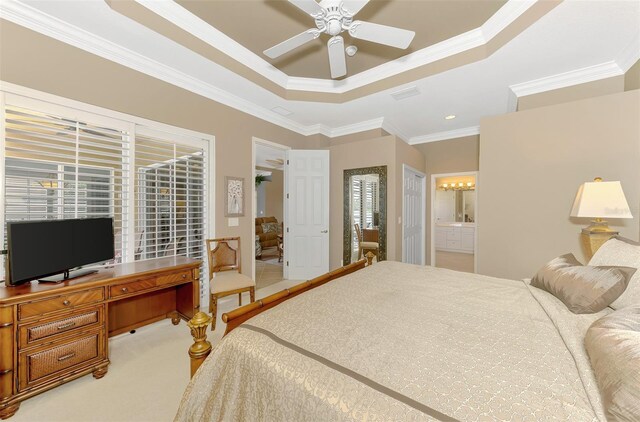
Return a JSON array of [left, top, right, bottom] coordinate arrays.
[[445, 115, 456, 120]]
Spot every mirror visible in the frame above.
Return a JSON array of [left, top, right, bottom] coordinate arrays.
[[343, 166, 387, 264], [435, 190, 476, 223], [434, 176, 476, 223]]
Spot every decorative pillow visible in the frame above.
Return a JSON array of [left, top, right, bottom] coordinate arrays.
[[261, 222, 279, 234], [530, 253, 636, 314], [589, 236, 640, 309], [585, 306, 640, 421]]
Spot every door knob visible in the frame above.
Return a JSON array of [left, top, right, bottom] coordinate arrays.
[[321, 230, 328, 233]]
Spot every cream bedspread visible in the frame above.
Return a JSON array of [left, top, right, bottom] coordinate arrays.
[[176, 262, 607, 421]]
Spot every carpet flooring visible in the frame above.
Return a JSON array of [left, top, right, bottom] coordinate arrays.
[[11, 279, 301, 422], [435, 251, 475, 273]]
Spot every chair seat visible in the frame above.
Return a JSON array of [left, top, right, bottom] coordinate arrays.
[[210, 271, 255, 294], [360, 242, 379, 249]]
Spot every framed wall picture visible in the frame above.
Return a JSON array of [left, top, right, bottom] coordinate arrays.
[[225, 176, 245, 217]]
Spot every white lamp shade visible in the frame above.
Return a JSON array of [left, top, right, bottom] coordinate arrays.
[[570, 181, 633, 219]]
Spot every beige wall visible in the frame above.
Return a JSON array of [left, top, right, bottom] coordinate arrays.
[[0, 21, 330, 277], [264, 169, 284, 223], [626, 59, 640, 91], [478, 90, 640, 280], [329, 135, 396, 269], [329, 128, 389, 145], [413, 136, 479, 264], [517, 76, 625, 111], [327, 135, 425, 269]]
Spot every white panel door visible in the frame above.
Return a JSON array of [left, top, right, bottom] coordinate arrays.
[[403, 166, 425, 265], [285, 150, 330, 280]]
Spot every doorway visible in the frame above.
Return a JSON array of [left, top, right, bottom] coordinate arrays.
[[402, 165, 426, 265], [252, 138, 289, 288], [430, 171, 478, 273]]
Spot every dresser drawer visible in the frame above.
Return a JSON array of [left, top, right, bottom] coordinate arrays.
[[110, 278, 157, 299], [156, 269, 192, 286], [19, 306, 103, 347], [18, 288, 104, 320], [19, 330, 104, 390]]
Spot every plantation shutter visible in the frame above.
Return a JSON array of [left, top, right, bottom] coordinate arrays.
[[2, 104, 130, 269], [134, 129, 207, 298]]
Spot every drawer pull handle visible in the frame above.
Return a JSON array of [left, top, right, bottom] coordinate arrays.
[[182, 274, 186, 279], [62, 300, 71, 306], [121, 287, 128, 293], [57, 352, 76, 362], [56, 322, 76, 330]]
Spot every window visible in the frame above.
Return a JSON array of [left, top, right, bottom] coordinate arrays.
[[1, 91, 212, 303], [134, 131, 206, 296], [2, 105, 129, 262]]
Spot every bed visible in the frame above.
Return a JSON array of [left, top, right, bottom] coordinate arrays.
[[176, 259, 612, 421]]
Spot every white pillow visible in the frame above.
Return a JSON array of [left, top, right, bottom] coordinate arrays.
[[589, 237, 640, 310]]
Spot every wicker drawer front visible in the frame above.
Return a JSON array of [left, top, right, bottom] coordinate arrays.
[[21, 333, 100, 387], [19, 307, 103, 347], [110, 278, 156, 299], [156, 270, 192, 286], [19, 288, 104, 320]]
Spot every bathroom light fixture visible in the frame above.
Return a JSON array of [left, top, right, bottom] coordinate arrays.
[[438, 181, 475, 191]]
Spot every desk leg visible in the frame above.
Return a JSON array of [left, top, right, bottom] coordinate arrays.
[[169, 311, 181, 325], [93, 363, 109, 379], [0, 402, 19, 420]]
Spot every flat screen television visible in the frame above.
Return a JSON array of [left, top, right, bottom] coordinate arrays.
[[5, 217, 114, 286]]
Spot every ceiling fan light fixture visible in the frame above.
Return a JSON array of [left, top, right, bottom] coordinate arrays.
[[345, 45, 358, 57], [264, 0, 415, 79]]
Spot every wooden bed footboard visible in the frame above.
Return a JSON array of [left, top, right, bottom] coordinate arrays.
[[186, 257, 370, 377]]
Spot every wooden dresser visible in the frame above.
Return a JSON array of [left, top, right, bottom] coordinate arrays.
[[0, 256, 200, 419]]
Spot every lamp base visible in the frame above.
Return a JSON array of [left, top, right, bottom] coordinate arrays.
[[581, 222, 618, 260]]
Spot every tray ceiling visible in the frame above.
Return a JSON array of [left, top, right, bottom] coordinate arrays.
[[176, 0, 506, 80]]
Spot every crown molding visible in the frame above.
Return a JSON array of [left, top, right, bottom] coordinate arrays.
[[616, 32, 640, 72], [136, 0, 290, 87], [409, 126, 480, 145], [315, 117, 385, 138], [0, 0, 321, 137], [135, 0, 536, 94], [381, 120, 410, 143], [509, 61, 624, 98]]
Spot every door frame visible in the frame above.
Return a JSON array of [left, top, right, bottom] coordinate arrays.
[[430, 171, 479, 273], [402, 164, 426, 265], [251, 137, 290, 281]]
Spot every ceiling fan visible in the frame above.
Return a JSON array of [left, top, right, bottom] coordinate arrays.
[[265, 158, 285, 167], [264, 0, 416, 79]]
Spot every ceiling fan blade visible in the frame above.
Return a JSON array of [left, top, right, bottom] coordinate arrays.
[[264, 29, 320, 59], [327, 36, 346, 79], [341, 0, 369, 16], [288, 0, 324, 17], [348, 21, 415, 49]]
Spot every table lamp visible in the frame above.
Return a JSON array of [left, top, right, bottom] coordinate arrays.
[[570, 177, 633, 258]]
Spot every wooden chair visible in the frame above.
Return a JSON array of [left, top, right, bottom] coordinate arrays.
[[206, 237, 255, 331], [354, 223, 379, 260]]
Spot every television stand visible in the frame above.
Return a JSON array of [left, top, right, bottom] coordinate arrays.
[[38, 268, 98, 283], [0, 256, 200, 419]]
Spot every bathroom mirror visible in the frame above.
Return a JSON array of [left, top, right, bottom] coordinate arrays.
[[435, 190, 476, 223], [343, 166, 387, 264]]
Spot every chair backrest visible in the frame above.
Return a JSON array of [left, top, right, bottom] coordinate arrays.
[[354, 223, 362, 243], [206, 237, 241, 280]]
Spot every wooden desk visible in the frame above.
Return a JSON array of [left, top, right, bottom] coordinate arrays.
[[362, 228, 379, 243], [0, 256, 200, 419]]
